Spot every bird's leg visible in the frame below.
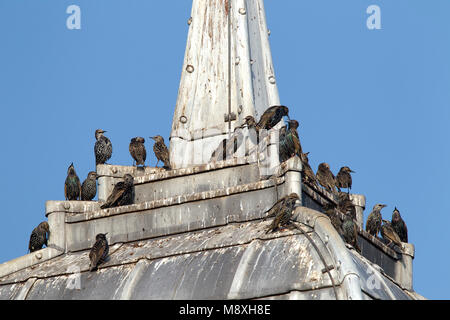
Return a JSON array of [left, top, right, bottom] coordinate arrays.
[[155, 159, 160, 168]]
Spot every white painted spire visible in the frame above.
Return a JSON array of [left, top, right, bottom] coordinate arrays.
[[170, 0, 280, 169]]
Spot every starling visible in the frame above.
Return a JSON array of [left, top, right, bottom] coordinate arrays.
[[337, 192, 356, 220], [243, 105, 290, 133], [316, 163, 337, 194], [391, 207, 408, 243], [89, 233, 109, 272], [365, 204, 387, 237], [381, 220, 402, 248], [64, 163, 81, 201], [100, 174, 135, 209], [150, 135, 171, 170], [265, 193, 300, 233], [323, 202, 343, 236], [342, 216, 361, 253], [243, 115, 258, 131], [279, 120, 302, 163], [81, 171, 97, 201], [129, 137, 147, 166], [300, 152, 319, 188], [28, 222, 50, 253], [336, 166, 355, 193], [257, 105, 290, 130], [94, 129, 113, 165]]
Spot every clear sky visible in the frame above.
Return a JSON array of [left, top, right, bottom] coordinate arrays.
[[0, 0, 448, 300]]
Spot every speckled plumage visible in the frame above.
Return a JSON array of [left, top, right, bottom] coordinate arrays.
[[337, 192, 356, 220], [100, 174, 134, 209], [265, 193, 299, 234], [336, 166, 355, 193], [28, 222, 50, 253], [279, 120, 302, 163], [258, 105, 290, 130], [391, 207, 408, 243], [243, 105, 289, 132], [81, 171, 97, 201], [151, 135, 170, 170], [323, 202, 343, 236], [316, 163, 336, 193], [365, 204, 387, 237], [129, 137, 146, 166], [64, 163, 81, 201], [381, 220, 402, 248], [89, 233, 109, 272], [94, 129, 112, 165], [342, 216, 361, 253]]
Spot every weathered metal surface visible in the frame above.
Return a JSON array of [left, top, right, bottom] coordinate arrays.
[[349, 252, 412, 300], [0, 215, 415, 300], [257, 288, 340, 301], [170, 0, 280, 169], [0, 282, 24, 300], [134, 162, 261, 203]]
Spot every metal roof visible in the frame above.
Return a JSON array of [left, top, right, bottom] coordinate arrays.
[[0, 205, 422, 300]]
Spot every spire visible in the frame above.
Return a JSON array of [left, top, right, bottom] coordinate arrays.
[[170, 0, 280, 169]]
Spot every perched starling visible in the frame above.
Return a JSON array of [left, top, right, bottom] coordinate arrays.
[[150, 135, 170, 170], [342, 216, 361, 253], [94, 129, 113, 165], [129, 137, 147, 166], [243, 105, 290, 133], [100, 174, 134, 209], [337, 192, 356, 220], [89, 233, 109, 272], [323, 202, 343, 236], [381, 220, 402, 248], [243, 115, 258, 131], [300, 152, 318, 188], [265, 193, 300, 234], [81, 171, 97, 201], [28, 222, 50, 253], [391, 207, 408, 243], [279, 120, 302, 163], [64, 163, 81, 201], [365, 204, 387, 237], [336, 166, 355, 193], [316, 163, 337, 194], [257, 105, 290, 130]]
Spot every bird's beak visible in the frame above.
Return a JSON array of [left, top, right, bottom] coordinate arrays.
[[350, 170, 356, 173], [382, 204, 387, 208]]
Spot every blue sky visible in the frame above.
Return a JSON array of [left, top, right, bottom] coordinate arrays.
[[0, 1, 448, 299]]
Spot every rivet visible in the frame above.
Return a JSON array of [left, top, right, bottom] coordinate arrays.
[[237, 105, 243, 114], [250, 59, 255, 65], [180, 116, 188, 124], [235, 57, 240, 65], [239, 8, 246, 15], [35, 252, 42, 260], [112, 167, 118, 174], [63, 202, 71, 210], [186, 65, 195, 73], [268, 76, 276, 84], [187, 17, 193, 25], [268, 29, 271, 36]]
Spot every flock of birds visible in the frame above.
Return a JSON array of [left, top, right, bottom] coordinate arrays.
[[26, 105, 409, 272], [28, 130, 172, 271]]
